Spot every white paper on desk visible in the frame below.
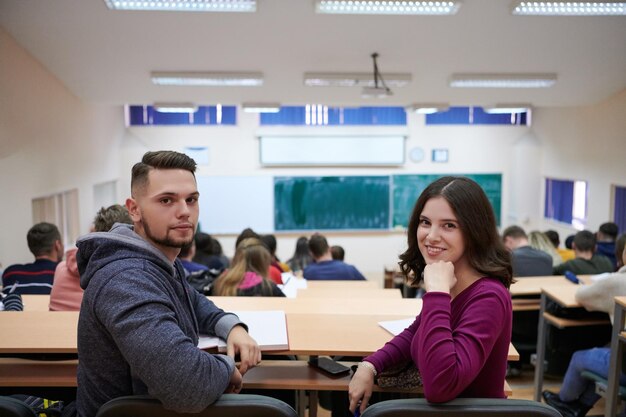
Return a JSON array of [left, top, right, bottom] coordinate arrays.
[[278, 274, 307, 298], [590, 273, 612, 282], [198, 310, 289, 351], [378, 318, 415, 336]]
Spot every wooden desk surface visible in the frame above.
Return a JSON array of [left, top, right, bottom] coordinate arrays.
[[0, 311, 518, 360], [541, 285, 583, 308], [296, 288, 402, 299], [208, 296, 422, 316], [509, 276, 574, 296], [305, 280, 379, 289], [616, 296, 626, 309]]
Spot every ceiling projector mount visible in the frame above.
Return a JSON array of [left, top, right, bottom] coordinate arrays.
[[362, 52, 392, 98]]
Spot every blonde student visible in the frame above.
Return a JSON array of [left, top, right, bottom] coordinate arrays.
[[349, 176, 513, 414]]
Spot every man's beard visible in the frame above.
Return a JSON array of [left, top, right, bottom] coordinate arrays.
[[143, 218, 194, 249]]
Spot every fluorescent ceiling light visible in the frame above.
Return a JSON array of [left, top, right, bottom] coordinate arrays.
[[484, 104, 532, 114], [316, 0, 461, 15], [153, 102, 198, 113], [449, 73, 557, 88], [512, 1, 626, 16], [242, 103, 281, 113], [104, 0, 256, 12], [151, 71, 263, 86], [407, 103, 449, 114], [304, 72, 411, 88]]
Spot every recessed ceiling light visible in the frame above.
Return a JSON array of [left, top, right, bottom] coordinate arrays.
[[406, 103, 450, 114], [242, 103, 281, 113], [315, 0, 461, 15], [484, 104, 532, 114], [449, 73, 557, 88], [151, 71, 263, 86], [512, 1, 626, 16], [104, 0, 256, 12], [304, 72, 411, 88], [153, 102, 198, 113]]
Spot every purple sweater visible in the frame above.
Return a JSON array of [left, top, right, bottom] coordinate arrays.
[[365, 277, 512, 403]]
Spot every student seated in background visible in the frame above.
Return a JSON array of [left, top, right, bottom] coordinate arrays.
[[234, 228, 283, 284], [286, 236, 313, 274], [178, 240, 209, 275], [193, 232, 229, 273], [545, 229, 575, 262], [553, 230, 614, 275], [502, 225, 552, 277], [213, 238, 285, 297], [595, 222, 619, 270], [529, 230, 562, 267], [261, 234, 291, 273], [349, 176, 513, 414], [330, 245, 345, 261], [303, 234, 366, 281], [50, 204, 132, 311], [2, 222, 63, 295], [76, 151, 260, 417], [542, 233, 626, 417]]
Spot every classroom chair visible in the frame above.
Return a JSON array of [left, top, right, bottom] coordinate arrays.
[[0, 396, 37, 417], [95, 393, 298, 417], [360, 398, 561, 417], [581, 370, 626, 400]]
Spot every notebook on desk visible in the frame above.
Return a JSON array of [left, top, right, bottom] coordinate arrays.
[[378, 317, 414, 336], [198, 310, 289, 351]]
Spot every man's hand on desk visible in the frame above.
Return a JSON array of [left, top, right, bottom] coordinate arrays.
[[226, 325, 262, 375], [225, 367, 243, 394]]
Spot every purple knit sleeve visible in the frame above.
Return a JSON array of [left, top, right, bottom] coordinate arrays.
[[364, 315, 421, 373], [415, 287, 509, 402]]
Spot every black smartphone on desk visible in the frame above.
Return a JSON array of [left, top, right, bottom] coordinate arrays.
[[308, 356, 351, 376]]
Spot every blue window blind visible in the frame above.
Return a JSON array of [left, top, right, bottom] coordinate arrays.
[[128, 105, 237, 126], [260, 106, 406, 126], [426, 106, 528, 125], [614, 186, 626, 234], [544, 178, 574, 224]]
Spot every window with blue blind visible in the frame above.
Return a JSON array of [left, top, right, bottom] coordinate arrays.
[[544, 178, 588, 229], [426, 106, 528, 126], [613, 185, 626, 234], [260, 105, 406, 126], [128, 105, 237, 126]]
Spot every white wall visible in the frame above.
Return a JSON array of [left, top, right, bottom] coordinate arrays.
[[0, 28, 125, 265], [533, 89, 626, 241]]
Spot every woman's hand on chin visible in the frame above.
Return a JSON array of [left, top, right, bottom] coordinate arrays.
[[423, 261, 456, 293]]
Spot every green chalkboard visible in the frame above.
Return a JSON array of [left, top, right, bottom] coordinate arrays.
[[392, 174, 502, 228], [274, 176, 390, 230]]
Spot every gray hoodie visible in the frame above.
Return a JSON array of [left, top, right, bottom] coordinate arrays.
[[76, 224, 243, 417]]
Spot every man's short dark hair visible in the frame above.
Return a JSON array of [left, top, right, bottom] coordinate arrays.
[[573, 230, 596, 252], [308, 234, 329, 258], [599, 222, 619, 240], [330, 245, 345, 261], [93, 204, 132, 232], [260, 234, 277, 256], [131, 151, 197, 196], [502, 225, 527, 240], [565, 234, 575, 249], [27, 222, 61, 256], [235, 228, 260, 250], [544, 230, 560, 248]]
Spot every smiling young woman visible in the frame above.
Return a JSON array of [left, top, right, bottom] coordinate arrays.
[[349, 176, 513, 415]]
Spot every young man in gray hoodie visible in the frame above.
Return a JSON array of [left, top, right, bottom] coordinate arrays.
[[76, 151, 261, 417]]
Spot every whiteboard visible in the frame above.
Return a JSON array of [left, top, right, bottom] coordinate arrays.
[[196, 176, 274, 234], [259, 136, 405, 166]]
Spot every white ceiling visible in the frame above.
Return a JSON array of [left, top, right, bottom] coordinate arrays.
[[1, 0, 625, 108]]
